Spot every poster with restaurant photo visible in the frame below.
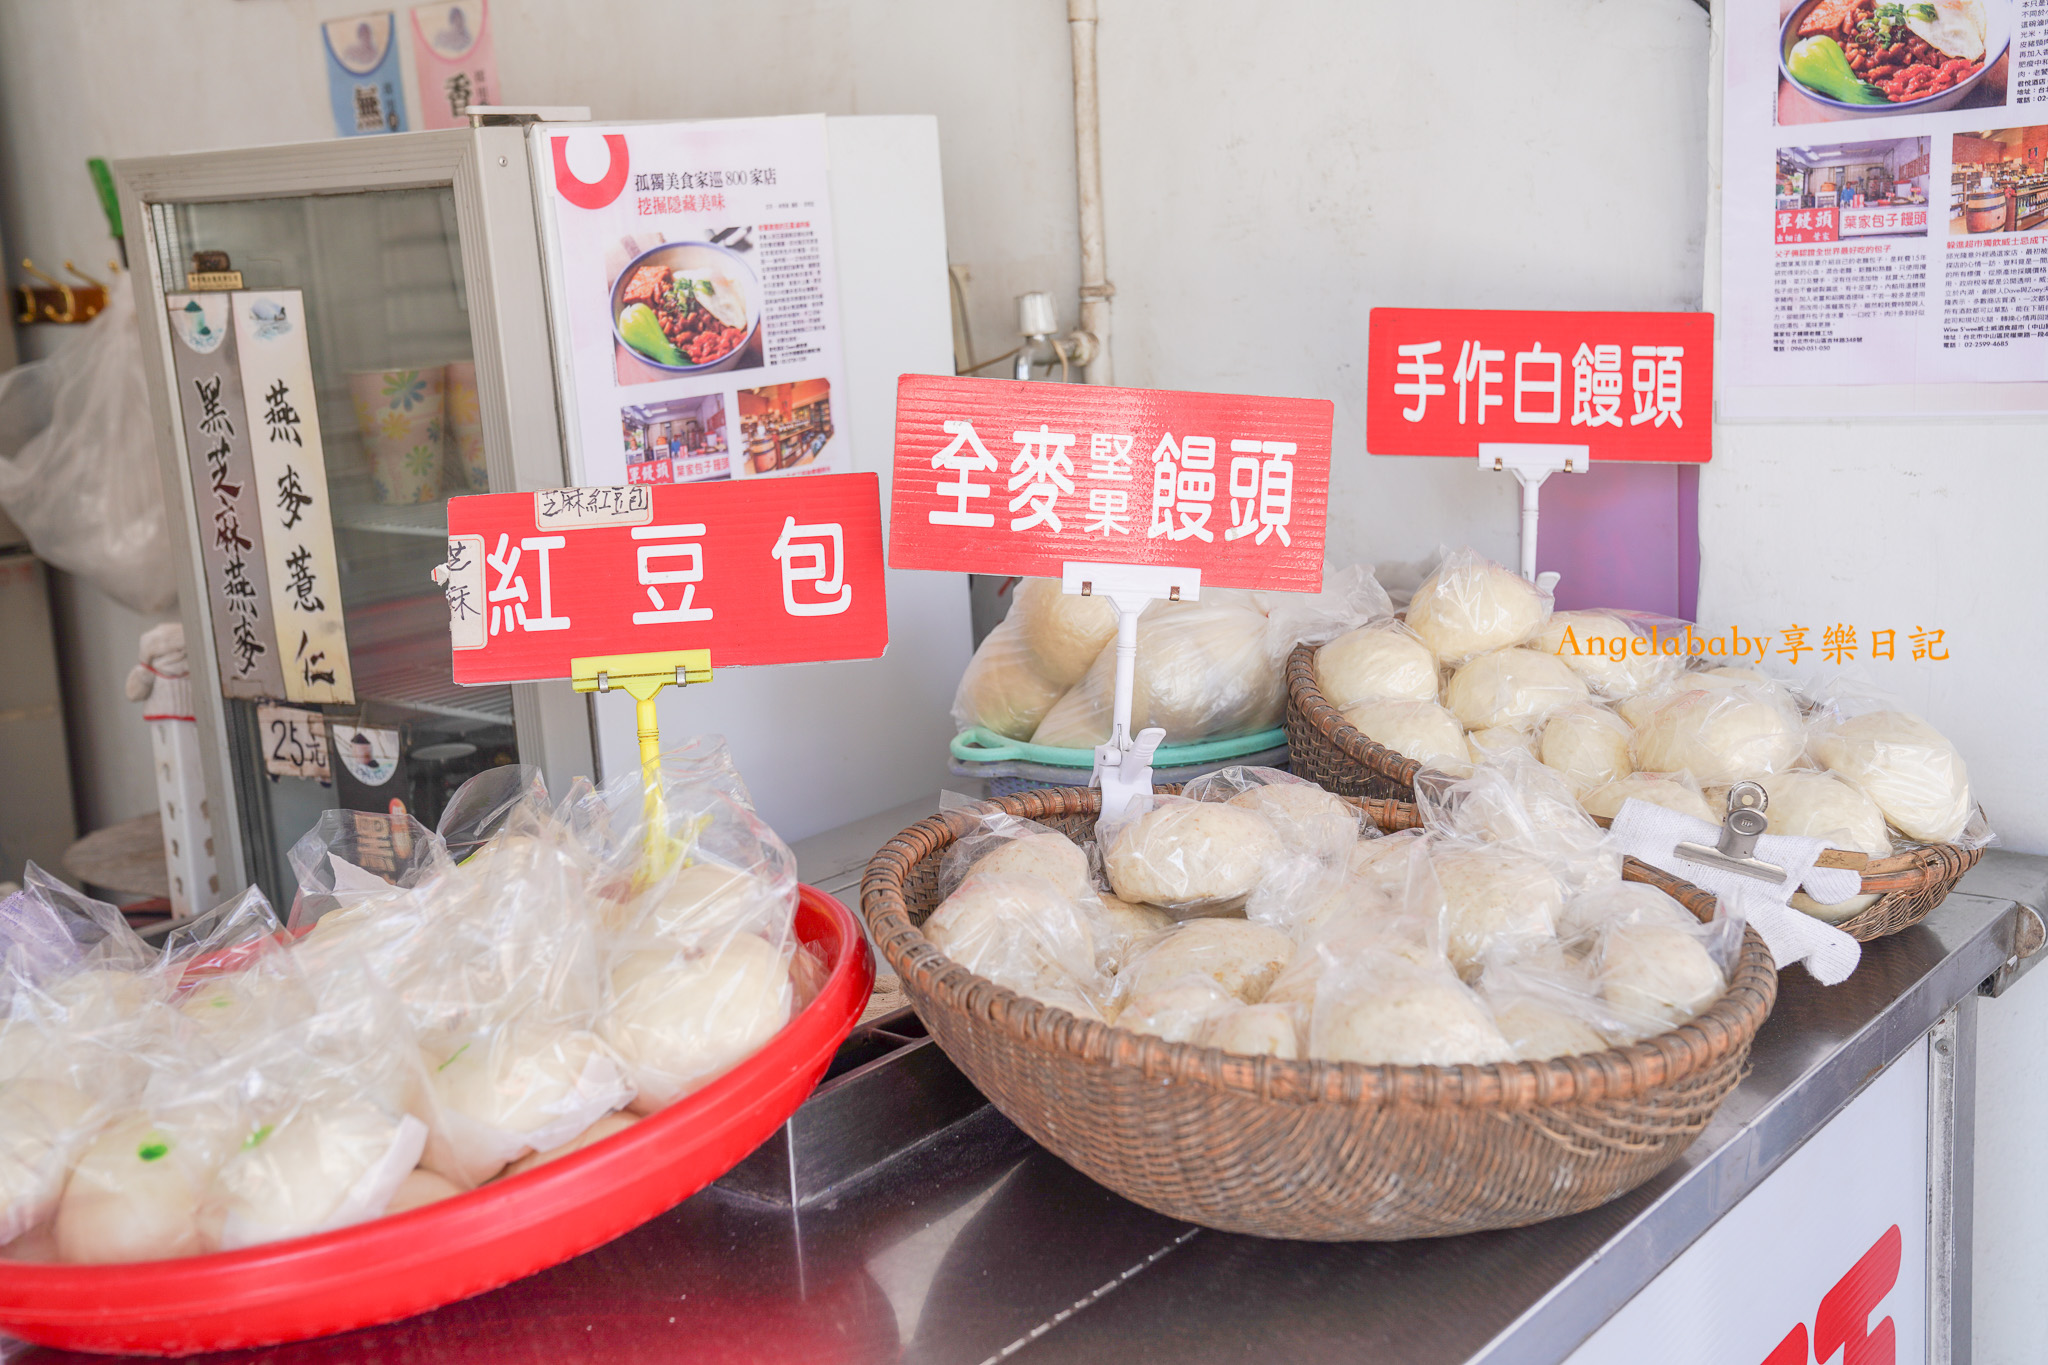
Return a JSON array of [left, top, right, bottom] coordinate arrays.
[[537, 115, 850, 483], [1718, 0, 2048, 411]]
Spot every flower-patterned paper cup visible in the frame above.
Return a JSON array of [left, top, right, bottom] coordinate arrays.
[[443, 359, 488, 492], [348, 366, 446, 505]]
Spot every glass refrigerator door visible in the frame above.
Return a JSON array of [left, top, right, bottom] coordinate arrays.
[[146, 184, 519, 908]]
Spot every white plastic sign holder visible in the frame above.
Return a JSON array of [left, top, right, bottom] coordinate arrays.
[[1478, 442, 1587, 594], [1060, 560, 1203, 823]]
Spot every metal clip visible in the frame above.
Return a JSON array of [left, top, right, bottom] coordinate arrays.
[[1674, 781, 1788, 885]]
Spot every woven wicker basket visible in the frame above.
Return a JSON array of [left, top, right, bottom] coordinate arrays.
[[1282, 642, 1984, 945], [862, 785, 1777, 1241]]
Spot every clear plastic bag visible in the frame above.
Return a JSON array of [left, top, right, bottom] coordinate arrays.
[[1009, 576, 1121, 689], [1443, 647, 1589, 731], [1116, 917, 1295, 1007], [1631, 683, 1805, 788], [1309, 940, 1513, 1067], [1403, 547, 1551, 665], [1098, 792, 1288, 916], [1415, 752, 1621, 895], [1427, 837, 1564, 980], [1558, 881, 1744, 1029], [938, 809, 1094, 902], [1579, 769, 1716, 824], [921, 871, 1108, 1018], [1030, 575, 1382, 749], [0, 283, 176, 614], [951, 606, 1069, 741], [1313, 618, 1440, 710], [1337, 697, 1471, 776], [1531, 609, 1688, 700], [1180, 765, 1365, 865], [1475, 951, 1665, 1056], [1536, 702, 1636, 796], [1804, 677, 1986, 847], [285, 808, 451, 931]]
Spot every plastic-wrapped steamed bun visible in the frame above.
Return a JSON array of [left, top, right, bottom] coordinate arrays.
[[1182, 767, 1362, 864], [1119, 919, 1295, 1005], [1031, 592, 1276, 748], [1314, 620, 1440, 708], [56, 1111, 236, 1263], [950, 613, 1066, 742], [1118, 976, 1236, 1042], [0, 1079, 100, 1245], [1431, 845, 1564, 977], [205, 1102, 428, 1250], [1487, 997, 1609, 1061], [1310, 950, 1514, 1067], [1533, 611, 1685, 699], [421, 1023, 634, 1186], [1588, 919, 1725, 1027], [1810, 709, 1973, 845], [922, 872, 1104, 1013], [1467, 724, 1536, 766], [1010, 576, 1119, 688], [1404, 549, 1550, 664], [1579, 770, 1717, 825], [602, 933, 793, 1113], [1101, 797, 1285, 914], [1632, 686, 1804, 787], [1196, 1003, 1298, 1059], [938, 813, 1093, 902], [1094, 894, 1176, 973], [1760, 770, 1891, 922], [1444, 648, 1589, 731], [1339, 698, 1470, 775], [1538, 704, 1635, 796]]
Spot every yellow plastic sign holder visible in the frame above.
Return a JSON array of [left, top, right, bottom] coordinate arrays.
[[572, 648, 713, 875]]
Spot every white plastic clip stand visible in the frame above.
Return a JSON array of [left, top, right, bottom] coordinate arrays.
[[1061, 561, 1202, 823], [1477, 443, 1588, 594]]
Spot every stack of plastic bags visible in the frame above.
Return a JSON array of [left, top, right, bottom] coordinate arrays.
[[918, 760, 1744, 1068], [0, 739, 808, 1264], [953, 569, 1390, 748], [1313, 547, 1991, 922]]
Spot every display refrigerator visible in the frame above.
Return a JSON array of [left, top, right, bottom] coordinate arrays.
[[117, 115, 964, 913]]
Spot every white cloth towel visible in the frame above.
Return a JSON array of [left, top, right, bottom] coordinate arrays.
[[1610, 799, 1862, 986]]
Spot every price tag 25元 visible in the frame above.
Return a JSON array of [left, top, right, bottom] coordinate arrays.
[[256, 703, 331, 783]]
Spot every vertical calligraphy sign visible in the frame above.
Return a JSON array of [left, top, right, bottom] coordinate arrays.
[[166, 295, 286, 700], [232, 290, 355, 704]]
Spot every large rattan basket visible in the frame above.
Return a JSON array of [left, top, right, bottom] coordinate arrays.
[[1282, 642, 1984, 945], [861, 785, 1777, 1241]]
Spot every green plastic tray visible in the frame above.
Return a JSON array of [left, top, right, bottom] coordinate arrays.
[[949, 726, 1288, 770]]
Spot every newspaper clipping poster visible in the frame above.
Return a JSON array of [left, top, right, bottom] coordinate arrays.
[[538, 115, 849, 485], [1722, 0, 2048, 408]]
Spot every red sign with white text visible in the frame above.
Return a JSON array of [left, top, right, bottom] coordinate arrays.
[[890, 375, 1332, 591], [1776, 205, 1840, 245], [1365, 308, 1714, 462], [441, 475, 887, 685]]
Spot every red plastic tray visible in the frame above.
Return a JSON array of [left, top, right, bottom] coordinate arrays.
[[0, 884, 874, 1357]]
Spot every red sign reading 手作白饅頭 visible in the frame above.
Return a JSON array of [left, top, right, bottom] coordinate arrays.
[[1365, 308, 1714, 463], [889, 375, 1332, 592], [440, 475, 888, 685]]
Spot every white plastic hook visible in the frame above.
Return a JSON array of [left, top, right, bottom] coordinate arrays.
[[1062, 561, 1201, 822]]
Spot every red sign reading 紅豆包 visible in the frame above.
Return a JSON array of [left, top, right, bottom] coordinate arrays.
[[889, 375, 1332, 592], [440, 474, 888, 685], [1365, 308, 1714, 463]]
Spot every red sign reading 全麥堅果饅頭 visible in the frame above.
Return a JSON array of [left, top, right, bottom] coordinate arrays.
[[889, 375, 1332, 592]]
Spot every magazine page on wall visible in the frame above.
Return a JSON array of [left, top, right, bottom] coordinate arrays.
[[534, 115, 850, 484], [1717, 0, 2048, 417]]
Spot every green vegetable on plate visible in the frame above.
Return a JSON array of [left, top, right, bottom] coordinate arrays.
[[1788, 36, 1891, 105], [618, 302, 684, 366]]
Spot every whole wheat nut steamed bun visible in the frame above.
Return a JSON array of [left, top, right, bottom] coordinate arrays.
[[1431, 847, 1565, 977], [1444, 647, 1589, 731], [1404, 551, 1548, 664], [1224, 781, 1360, 861], [1339, 697, 1471, 775], [1533, 611, 1685, 699], [1312, 962, 1517, 1067], [970, 830, 1093, 900], [1120, 919, 1296, 1004], [1809, 709, 1973, 845], [1314, 621, 1440, 708], [1102, 800, 1284, 909], [1011, 576, 1120, 688]]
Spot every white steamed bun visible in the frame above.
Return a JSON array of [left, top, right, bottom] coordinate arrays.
[[1538, 704, 1635, 795], [1810, 710, 1972, 844], [1444, 648, 1589, 731], [603, 935, 793, 1114], [1196, 1004, 1298, 1059], [1224, 782, 1359, 862], [1633, 687, 1803, 787], [1490, 999, 1609, 1061], [57, 1114, 230, 1263], [1012, 577, 1118, 687], [1313, 965, 1515, 1066], [1339, 697, 1470, 775], [1592, 921, 1724, 1026], [1579, 772, 1717, 825], [208, 1103, 425, 1250], [1103, 801, 1283, 910], [1432, 848, 1563, 976], [1533, 611, 1684, 699], [1314, 623, 1440, 708], [1405, 554, 1548, 663]]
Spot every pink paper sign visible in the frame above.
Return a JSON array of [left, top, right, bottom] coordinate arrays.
[[410, 1, 497, 130]]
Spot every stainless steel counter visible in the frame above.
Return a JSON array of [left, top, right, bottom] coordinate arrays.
[[15, 840, 2044, 1365]]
